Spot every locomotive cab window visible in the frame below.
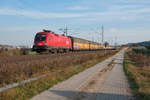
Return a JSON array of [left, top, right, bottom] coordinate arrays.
[[35, 34, 47, 41]]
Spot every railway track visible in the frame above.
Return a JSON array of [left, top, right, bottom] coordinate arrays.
[[0, 50, 113, 64]]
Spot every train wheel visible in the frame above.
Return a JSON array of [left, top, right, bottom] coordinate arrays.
[[54, 49, 58, 54], [59, 49, 63, 53], [36, 50, 42, 54]]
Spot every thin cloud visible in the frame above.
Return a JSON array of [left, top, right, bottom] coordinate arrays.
[[68, 6, 92, 10], [0, 8, 84, 19], [108, 5, 144, 11], [0, 6, 150, 21], [0, 1, 149, 18], [120, 0, 150, 4]]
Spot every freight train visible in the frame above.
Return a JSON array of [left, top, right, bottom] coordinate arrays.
[[32, 30, 113, 53]]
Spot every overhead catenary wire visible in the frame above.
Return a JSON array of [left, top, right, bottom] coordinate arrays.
[[101, 25, 104, 45]]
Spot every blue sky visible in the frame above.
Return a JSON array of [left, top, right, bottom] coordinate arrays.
[[0, 0, 150, 46]]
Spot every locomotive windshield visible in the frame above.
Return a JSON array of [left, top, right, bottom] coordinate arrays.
[[35, 34, 47, 41]]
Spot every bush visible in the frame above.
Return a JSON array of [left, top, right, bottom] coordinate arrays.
[[0, 48, 34, 56], [132, 48, 150, 56]]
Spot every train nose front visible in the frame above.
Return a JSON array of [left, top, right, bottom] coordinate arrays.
[[33, 41, 47, 50]]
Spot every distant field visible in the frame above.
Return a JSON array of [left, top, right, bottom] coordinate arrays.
[[0, 49, 36, 56], [124, 48, 150, 100]]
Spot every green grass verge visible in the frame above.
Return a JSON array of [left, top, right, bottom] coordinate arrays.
[[0, 52, 117, 100]]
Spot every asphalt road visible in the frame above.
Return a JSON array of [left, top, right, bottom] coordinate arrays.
[[31, 48, 134, 100]]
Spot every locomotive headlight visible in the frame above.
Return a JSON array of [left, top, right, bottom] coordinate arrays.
[[45, 42, 47, 46]]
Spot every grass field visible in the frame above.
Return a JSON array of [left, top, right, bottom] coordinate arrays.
[[0, 50, 117, 100], [124, 49, 150, 100]]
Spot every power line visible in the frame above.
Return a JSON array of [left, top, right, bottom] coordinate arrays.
[[115, 37, 117, 47], [59, 25, 70, 36], [64, 25, 68, 36], [100, 25, 104, 45]]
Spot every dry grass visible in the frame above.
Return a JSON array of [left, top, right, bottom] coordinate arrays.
[[0, 51, 116, 87], [0, 50, 117, 100], [124, 49, 150, 100], [127, 50, 150, 67]]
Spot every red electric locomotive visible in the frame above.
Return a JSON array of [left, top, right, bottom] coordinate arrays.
[[32, 30, 72, 53], [33, 29, 114, 53]]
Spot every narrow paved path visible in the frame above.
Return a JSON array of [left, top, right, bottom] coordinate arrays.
[[96, 49, 134, 100], [31, 49, 134, 100]]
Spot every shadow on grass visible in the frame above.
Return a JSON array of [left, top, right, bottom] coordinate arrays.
[[48, 90, 135, 100]]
